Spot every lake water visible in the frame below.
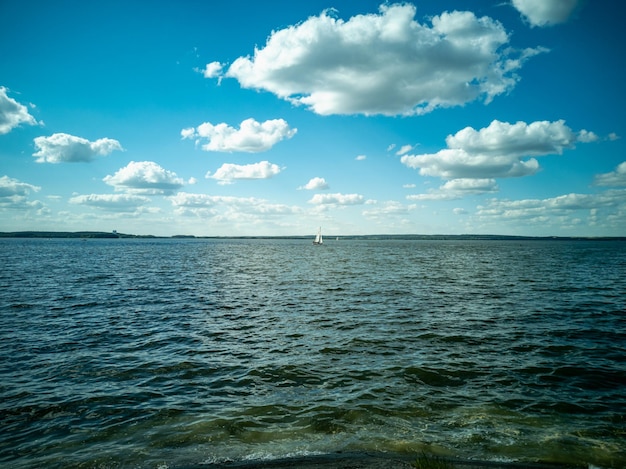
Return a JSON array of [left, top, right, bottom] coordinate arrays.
[[1, 238, 624, 468]]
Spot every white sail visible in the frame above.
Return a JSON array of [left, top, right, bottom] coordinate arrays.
[[313, 227, 323, 244]]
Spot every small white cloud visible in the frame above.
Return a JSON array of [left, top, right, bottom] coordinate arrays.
[[407, 178, 499, 201], [355, 155, 367, 161], [512, 0, 581, 27], [387, 144, 397, 152], [441, 178, 500, 193], [608, 133, 620, 141], [396, 144, 414, 156], [69, 193, 150, 211], [183, 118, 296, 153], [453, 208, 468, 215], [169, 193, 222, 218], [299, 177, 329, 190], [206, 161, 282, 185], [577, 129, 599, 143], [407, 192, 458, 201], [0, 87, 39, 134], [169, 192, 301, 222], [170, 192, 220, 208], [103, 161, 185, 194], [308, 193, 364, 205], [180, 127, 195, 139], [594, 162, 626, 187], [363, 200, 415, 219], [0, 175, 44, 211], [202, 61, 223, 78], [403, 183, 416, 189], [222, 4, 544, 116], [0, 175, 40, 197], [33, 133, 123, 163]]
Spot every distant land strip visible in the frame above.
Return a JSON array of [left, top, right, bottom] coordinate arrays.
[[1, 231, 624, 241]]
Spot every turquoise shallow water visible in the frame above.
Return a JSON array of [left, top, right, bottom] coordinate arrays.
[[0, 238, 624, 468]]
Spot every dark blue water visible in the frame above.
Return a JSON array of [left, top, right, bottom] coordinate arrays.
[[1, 238, 624, 468]]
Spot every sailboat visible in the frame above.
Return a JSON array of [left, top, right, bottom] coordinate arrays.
[[313, 227, 323, 245]]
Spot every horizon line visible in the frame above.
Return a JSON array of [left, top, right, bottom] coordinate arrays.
[[1, 231, 625, 241]]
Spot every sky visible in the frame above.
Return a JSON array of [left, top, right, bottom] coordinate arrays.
[[1, 0, 625, 237]]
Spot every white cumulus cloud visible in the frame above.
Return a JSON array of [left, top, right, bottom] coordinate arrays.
[[401, 120, 593, 180], [396, 145, 414, 156], [0, 175, 41, 197], [170, 192, 221, 208], [206, 161, 282, 185], [0, 175, 44, 211], [202, 61, 223, 78], [445, 120, 581, 157], [442, 178, 499, 193], [69, 193, 151, 211], [594, 162, 626, 187], [512, 0, 581, 27], [299, 177, 329, 190], [170, 192, 301, 222], [217, 4, 544, 116], [477, 190, 626, 229], [180, 127, 195, 139], [33, 133, 123, 163], [308, 193, 365, 205], [0, 87, 39, 134], [182, 118, 296, 153], [408, 178, 499, 200], [103, 161, 185, 194], [363, 200, 416, 219], [403, 148, 540, 179], [577, 129, 599, 143]]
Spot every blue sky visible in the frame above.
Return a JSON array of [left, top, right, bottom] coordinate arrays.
[[1, 0, 625, 236]]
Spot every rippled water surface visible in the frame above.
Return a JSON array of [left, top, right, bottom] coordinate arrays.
[[1, 238, 625, 468]]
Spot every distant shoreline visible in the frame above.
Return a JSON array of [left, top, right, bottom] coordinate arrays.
[[1, 231, 624, 241]]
